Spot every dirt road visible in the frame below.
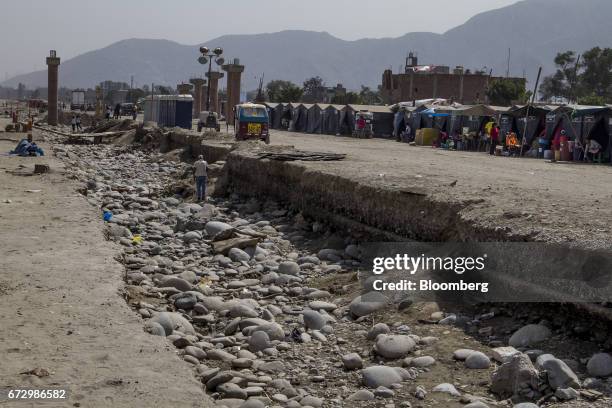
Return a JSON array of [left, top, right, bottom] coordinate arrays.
[[268, 129, 612, 248], [0, 136, 210, 407]]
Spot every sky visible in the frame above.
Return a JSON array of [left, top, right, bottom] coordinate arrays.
[[1, 0, 517, 79]]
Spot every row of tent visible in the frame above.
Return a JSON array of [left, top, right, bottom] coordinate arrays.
[[263, 102, 395, 137], [391, 103, 612, 153], [263, 101, 612, 158]]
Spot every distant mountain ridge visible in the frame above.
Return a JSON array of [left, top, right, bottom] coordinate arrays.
[[4, 0, 612, 92]]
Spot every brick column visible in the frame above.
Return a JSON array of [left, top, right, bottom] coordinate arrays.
[[205, 71, 224, 113], [222, 62, 245, 124], [46, 50, 60, 126], [190, 78, 205, 115]]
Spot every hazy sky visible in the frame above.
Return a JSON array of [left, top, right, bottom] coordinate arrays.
[[2, 0, 517, 79]]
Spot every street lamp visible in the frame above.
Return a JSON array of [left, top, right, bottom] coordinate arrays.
[[198, 46, 225, 111]]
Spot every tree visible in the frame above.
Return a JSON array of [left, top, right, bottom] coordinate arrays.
[[265, 80, 303, 102], [579, 47, 612, 100], [486, 79, 527, 106], [279, 83, 303, 102], [301, 76, 325, 103], [331, 92, 362, 105], [359, 86, 382, 105]]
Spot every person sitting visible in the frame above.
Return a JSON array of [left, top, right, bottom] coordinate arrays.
[[586, 138, 602, 162], [10, 134, 44, 157], [505, 131, 520, 156]]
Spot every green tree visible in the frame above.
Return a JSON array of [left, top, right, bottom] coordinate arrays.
[[578, 93, 606, 106], [331, 92, 362, 105], [266, 80, 295, 102], [278, 83, 303, 102], [358, 86, 382, 105], [579, 47, 612, 100], [301, 76, 325, 103], [486, 79, 527, 106]]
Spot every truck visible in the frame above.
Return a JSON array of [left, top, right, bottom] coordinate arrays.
[[71, 90, 85, 111]]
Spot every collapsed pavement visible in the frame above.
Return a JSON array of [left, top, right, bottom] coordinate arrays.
[[40, 126, 612, 408]]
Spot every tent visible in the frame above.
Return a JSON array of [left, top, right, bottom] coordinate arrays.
[[322, 104, 342, 135], [451, 104, 498, 133], [508, 105, 552, 146], [287, 102, 302, 131], [306, 103, 329, 134], [569, 106, 611, 154], [264, 102, 280, 129], [291, 103, 311, 132], [341, 104, 394, 137], [392, 105, 419, 140]]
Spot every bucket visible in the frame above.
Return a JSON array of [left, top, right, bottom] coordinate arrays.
[[544, 150, 553, 160], [554, 149, 561, 161], [495, 145, 503, 156]]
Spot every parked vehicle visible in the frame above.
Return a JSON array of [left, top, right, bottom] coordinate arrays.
[[234, 103, 269, 143], [198, 111, 221, 132], [70, 90, 85, 111]]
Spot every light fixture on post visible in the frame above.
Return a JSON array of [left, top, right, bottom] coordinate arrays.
[[198, 46, 224, 111]]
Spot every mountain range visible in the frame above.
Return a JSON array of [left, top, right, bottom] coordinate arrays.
[[4, 0, 612, 92]]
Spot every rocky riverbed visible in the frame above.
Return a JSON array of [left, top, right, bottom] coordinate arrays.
[[46, 131, 612, 408]]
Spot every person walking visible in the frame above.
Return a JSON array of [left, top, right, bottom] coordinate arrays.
[[71, 115, 77, 133], [193, 155, 208, 202], [76, 114, 82, 132], [489, 123, 500, 155]]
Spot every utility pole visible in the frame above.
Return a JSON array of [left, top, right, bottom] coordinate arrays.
[[506, 48, 511, 78]]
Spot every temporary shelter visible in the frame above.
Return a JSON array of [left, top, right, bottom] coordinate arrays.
[[340, 104, 394, 137], [289, 103, 310, 132], [322, 104, 342, 135], [264, 102, 280, 129], [306, 104, 329, 134], [286, 103, 302, 131]]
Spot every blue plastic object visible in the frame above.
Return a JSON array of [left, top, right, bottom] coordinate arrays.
[[103, 211, 112, 222]]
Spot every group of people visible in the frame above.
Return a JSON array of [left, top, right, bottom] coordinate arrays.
[[71, 114, 83, 133]]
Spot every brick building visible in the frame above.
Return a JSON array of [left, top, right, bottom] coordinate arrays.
[[381, 53, 525, 105]]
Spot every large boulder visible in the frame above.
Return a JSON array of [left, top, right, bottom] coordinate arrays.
[[151, 312, 195, 336], [491, 353, 539, 399], [362, 366, 412, 388], [586, 353, 612, 377], [541, 358, 580, 390], [508, 324, 551, 347], [349, 292, 388, 317], [374, 335, 416, 359]]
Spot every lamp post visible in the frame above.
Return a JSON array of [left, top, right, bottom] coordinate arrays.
[[198, 47, 225, 111]]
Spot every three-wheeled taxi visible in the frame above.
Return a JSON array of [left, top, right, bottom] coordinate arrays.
[[234, 103, 270, 144]]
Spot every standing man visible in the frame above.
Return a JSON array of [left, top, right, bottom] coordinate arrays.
[[489, 123, 500, 155], [193, 155, 208, 202]]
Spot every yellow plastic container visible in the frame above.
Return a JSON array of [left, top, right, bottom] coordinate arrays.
[[415, 128, 440, 146]]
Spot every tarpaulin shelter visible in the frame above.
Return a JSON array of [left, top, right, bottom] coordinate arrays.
[[392, 105, 419, 139], [544, 106, 578, 141], [264, 102, 280, 129], [508, 105, 552, 145], [451, 104, 498, 133], [568, 106, 611, 152], [339, 104, 394, 137], [287, 102, 302, 131], [291, 103, 311, 132], [322, 104, 343, 135], [306, 103, 329, 134]]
